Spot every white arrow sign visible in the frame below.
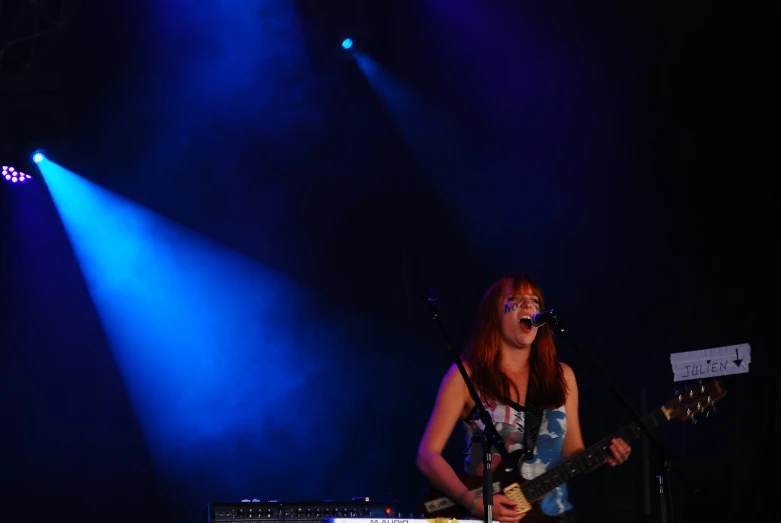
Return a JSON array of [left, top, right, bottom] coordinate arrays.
[[670, 343, 750, 382]]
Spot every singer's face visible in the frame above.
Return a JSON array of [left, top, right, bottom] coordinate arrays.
[[498, 281, 540, 350]]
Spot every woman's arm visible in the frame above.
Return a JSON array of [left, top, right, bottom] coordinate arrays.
[[560, 362, 632, 465], [560, 362, 585, 461], [416, 364, 473, 504], [416, 364, 524, 522]]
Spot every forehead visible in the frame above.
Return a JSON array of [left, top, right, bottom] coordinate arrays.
[[501, 280, 539, 298]]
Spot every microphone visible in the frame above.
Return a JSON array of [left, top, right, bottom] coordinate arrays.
[[530, 309, 559, 327], [419, 289, 437, 302]]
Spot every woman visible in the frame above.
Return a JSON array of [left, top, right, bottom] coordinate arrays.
[[416, 273, 631, 522]]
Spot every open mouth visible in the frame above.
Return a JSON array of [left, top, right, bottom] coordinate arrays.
[[519, 315, 532, 332]]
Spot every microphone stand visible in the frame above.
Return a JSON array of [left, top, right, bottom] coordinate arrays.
[[426, 295, 512, 523], [547, 313, 697, 523]]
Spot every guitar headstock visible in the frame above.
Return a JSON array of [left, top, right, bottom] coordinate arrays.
[[663, 379, 728, 422]]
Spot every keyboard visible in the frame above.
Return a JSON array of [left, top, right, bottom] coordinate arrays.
[[323, 519, 483, 523]]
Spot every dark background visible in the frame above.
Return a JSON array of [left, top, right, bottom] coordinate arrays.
[[1, 1, 775, 522]]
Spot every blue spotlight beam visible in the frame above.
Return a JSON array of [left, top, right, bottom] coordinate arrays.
[[34, 158, 350, 483]]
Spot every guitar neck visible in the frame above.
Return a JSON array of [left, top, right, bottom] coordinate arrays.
[[520, 406, 669, 502]]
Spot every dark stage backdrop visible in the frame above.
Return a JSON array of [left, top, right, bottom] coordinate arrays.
[[1, 2, 775, 523]]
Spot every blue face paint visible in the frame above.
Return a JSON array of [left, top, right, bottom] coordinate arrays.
[[503, 297, 540, 315]]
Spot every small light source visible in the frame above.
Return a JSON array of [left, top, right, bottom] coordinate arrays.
[[32, 152, 44, 163], [341, 38, 353, 50], [2, 166, 33, 184]]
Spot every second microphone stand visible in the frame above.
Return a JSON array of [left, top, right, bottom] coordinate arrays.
[[546, 313, 696, 523], [426, 295, 512, 523]]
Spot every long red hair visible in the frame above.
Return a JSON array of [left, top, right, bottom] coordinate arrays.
[[462, 273, 567, 409]]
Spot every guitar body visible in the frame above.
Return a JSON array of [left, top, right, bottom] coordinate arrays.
[[421, 491, 562, 523], [419, 450, 565, 523]]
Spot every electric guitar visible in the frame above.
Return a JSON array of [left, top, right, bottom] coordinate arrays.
[[420, 379, 727, 523]]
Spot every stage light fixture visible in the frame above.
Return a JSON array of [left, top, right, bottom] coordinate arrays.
[[2, 166, 34, 184], [341, 38, 353, 50], [32, 151, 45, 163]]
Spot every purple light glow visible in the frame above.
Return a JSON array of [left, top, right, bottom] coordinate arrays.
[[2, 165, 33, 184]]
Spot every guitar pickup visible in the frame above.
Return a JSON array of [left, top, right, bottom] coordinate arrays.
[[503, 483, 532, 514]]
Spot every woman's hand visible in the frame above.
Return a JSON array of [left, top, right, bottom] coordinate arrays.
[[605, 437, 632, 466], [468, 493, 526, 522]]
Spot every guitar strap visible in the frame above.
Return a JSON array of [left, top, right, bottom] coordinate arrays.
[[522, 373, 542, 462]]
